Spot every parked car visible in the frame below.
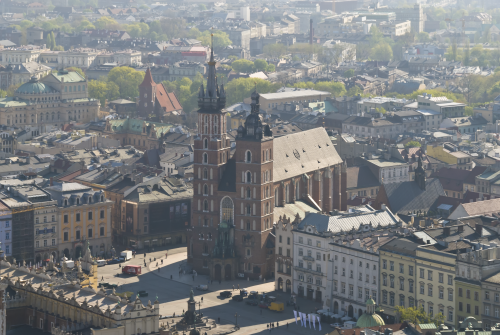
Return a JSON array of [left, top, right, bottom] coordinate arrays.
[[138, 291, 148, 297], [98, 282, 109, 288], [196, 285, 208, 291], [240, 289, 248, 297], [258, 302, 269, 309], [248, 291, 258, 300], [232, 295, 243, 302], [108, 284, 118, 289], [107, 259, 120, 265], [330, 323, 341, 328], [220, 291, 232, 298], [246, 299, 258, 306]]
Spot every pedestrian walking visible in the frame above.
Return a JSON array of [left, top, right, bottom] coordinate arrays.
[[218, 317, 220, 323], [201, 297, 203, 302], [237, 284, 239, 289], [149, 258, 151, 262], [101, 276, 104, 281], [267, 324, 269, 330], [156, 262, 158, 267], [286, 322, 288, 329], [232, 285, 234, 291], [161, 259, 163, 264], [277, 322, 279, 327]]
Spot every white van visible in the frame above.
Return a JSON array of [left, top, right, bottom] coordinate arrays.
[[97, 260, 107, 267]]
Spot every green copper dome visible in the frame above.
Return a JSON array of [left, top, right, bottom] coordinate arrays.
[[16, 76, 56, 95], [356, 312, 385, 328], [356, 297, 385, 328]]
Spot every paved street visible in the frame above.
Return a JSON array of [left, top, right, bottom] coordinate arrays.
[[98, 246, 329, 335]]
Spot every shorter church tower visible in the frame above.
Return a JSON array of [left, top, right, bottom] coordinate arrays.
[[138, 68, 156, 118]]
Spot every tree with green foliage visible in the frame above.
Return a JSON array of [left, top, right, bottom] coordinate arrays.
[[263, 44, 287, 58], [232, 59, 255, 73], [265, 64, 275, 72], [395, 306, 444, 327], [405, 141, 421, 148], [198, 30, 232, 49], [464, 39, 471, 66], [347, 86, 363, 96], [225, 78, 281, 106], [464, 106, 474, 116], [107, 67, 145, 99], [46, 33, 53, 50], [375, 107, 387, 114], [416, 32, 431, 43], [75, 19, 95, 32], [88, 80, 119, 106], [6, 84, 20, 97], [343, 69, 355, 78], [95, 17, 120, 30], [254, 59, 268, 72], [371, 43, 393, 61], [314, 81, 346, 96], [198, 4, 207, 10]]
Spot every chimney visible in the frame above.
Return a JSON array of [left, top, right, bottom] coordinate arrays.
[[443, 227, 450, 236], [458, 225, 464, 233], [381, 204, 386, 210], [419, 220, 425, 228], [477, 224, 483, 236], [50, 177, 53, 186]]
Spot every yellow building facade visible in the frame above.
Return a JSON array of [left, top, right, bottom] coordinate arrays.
[[45, 182, 113, 260]]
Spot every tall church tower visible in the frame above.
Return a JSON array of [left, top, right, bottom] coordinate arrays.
[[138, 68, 156, 118], [189, 35, 233, 278], [234, 90, 274, 277]]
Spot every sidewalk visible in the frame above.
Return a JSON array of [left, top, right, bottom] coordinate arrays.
[[147, 251, 276, 293]]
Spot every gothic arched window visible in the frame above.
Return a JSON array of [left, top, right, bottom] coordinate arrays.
[[221, 196, 234, 224], [204, 138, 208, 149], [203, 200, 209, 211], [246, 150, 252, 163], [203, 153, 208, 164], [246, 171, 252, 183]]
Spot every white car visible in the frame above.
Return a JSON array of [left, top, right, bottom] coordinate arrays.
[[330, 323, 341, 328], [196, 284, 208, 291]]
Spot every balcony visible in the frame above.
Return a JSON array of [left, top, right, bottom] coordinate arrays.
[[302, 256, 314, 262], [294, 266, 324, 276]]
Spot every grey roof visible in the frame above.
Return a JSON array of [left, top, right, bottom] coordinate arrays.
[[297, 206, 399, 235], [379, 235, 424, 256], [383, 178, 445, 214], [272, 127, 342, 182]]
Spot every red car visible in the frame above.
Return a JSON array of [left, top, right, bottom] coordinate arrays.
[[259, 302, 268, 309]]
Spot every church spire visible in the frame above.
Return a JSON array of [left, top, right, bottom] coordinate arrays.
[[198, 31, 225, 111]]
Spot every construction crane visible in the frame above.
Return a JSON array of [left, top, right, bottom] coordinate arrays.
[[0, 205, 48, 217]]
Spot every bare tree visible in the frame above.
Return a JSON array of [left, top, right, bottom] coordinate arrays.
[[456, 75, 474, 104]]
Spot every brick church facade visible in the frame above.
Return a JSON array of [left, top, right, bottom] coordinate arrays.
[[188, 46, 347, 281]]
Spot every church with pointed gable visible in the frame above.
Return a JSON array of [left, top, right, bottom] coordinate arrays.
[[138, 67, 183, 121], [188, 43, 348, 280]]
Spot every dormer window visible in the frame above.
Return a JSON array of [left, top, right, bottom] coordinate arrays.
[[100, 195, 104, 202], [88, 196, 92, 203], [64, 199, 68, 206], [76, 198, 80, 205]]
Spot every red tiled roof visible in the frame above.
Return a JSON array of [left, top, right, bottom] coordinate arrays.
[[140, 67, 156, 87], [57, 169, 88, 182], [52, 159, 72, 171], [462, 190, 491, 203], [464, 166, 488, 184], [431, 167, 470, 181], [156, 83, 182, 113]]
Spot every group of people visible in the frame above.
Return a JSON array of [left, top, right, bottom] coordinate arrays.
[[267, 322, 282, 331]]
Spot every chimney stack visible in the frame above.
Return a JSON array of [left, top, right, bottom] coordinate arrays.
[[458, 225, 464, 233], [443, 227, 450, 236]]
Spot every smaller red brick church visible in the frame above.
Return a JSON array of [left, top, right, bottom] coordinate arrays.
[[138, 68, 183, 121]]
